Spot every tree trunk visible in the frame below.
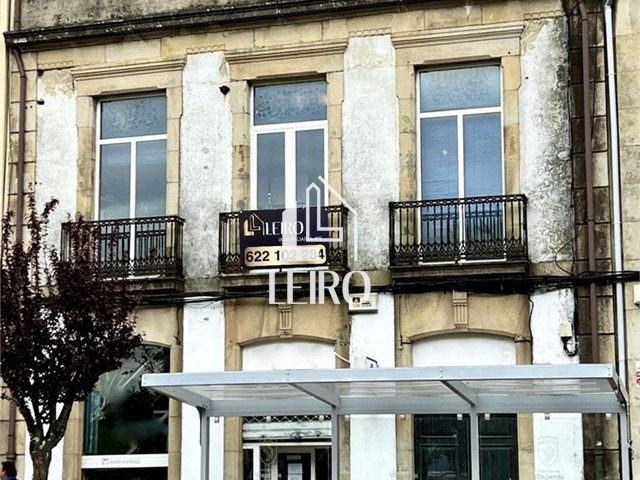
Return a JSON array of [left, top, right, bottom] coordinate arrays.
[[30, 443, 52, 480]]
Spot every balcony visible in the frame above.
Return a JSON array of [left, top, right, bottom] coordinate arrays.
[[61, 216, 185, 285], [219, 206, 349, 276], [390, 195, 528, 275]]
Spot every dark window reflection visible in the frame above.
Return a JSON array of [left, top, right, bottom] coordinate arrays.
[[414, 414, 518, 480], [84, 345, 170, 455]]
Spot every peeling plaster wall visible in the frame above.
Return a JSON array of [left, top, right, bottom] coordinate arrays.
[[180, 52, 232, 279], [342, 35, 399, 270], [520, 17, 574, 264], [182, 303, 225, 480], [349, 294, 396, 480], [531, 289, 577, 366], [242, 341, 334, 370], [530, 289, 583, 480], [35, 70, 78, 255]]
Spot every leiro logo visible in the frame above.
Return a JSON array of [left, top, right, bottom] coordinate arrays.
[[268, 176, 370, 305], [302, 176, 358, 262], [243, 213, 264, 237]]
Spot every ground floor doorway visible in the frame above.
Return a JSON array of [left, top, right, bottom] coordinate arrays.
[[415, 414, 518, 480], [244, 445, 331, 480]]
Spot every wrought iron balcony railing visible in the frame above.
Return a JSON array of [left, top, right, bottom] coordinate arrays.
[[61, 216, 185, 279], [390, 195, 528, 266], [219, 206, 349, 274]]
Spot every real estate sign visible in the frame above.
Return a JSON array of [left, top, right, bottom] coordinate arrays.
[[239, 207, 330, 270]]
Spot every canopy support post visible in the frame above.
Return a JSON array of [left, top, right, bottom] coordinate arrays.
[[469, 408, 480, 479], [199, 407, 211, 480], [332, 407, 340, 480], [620, 406, 631, 480]]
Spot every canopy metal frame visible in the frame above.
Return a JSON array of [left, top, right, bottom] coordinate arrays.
[[142, 363, 630, 480]]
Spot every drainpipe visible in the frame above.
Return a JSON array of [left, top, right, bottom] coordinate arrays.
[[576, 1, 604, 478], [11, 49, 25, 243], [603, 1, 631, 478], [603, 0, 625, 387], [6, 48, 25, 465], [6, 0, 25, 464]]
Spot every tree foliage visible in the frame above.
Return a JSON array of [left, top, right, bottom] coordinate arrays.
[[1, 196, 142, 480]]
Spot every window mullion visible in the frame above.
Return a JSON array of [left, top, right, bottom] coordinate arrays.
[[458, 114, 465, 247], [285, 129, 297, 209], [130, 140, 137, 262]]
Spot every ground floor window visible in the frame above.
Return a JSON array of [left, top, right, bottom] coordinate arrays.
[[82, 345, 170, 478], [415, 414, 518, 480]]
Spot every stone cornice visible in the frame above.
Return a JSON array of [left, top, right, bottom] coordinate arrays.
[[71, 57, 185, 81], [4, 0, 429, 50], [392, 21, 525, 48], [225, 40, 347, 64]]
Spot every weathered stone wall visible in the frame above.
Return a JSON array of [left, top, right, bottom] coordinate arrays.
[[3, 2, 600, 480], [16, 0, 439, 30], [615, 0, 640, 478], [519, 15, 573, 266], [19, 0, 307, 29]]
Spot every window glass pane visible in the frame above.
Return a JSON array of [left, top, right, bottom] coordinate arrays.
[[257, 133, 285, 209], [415, 414, 469, 480], [101, 96, 167, 139], [135, 140, 167, 218], [420, 66, 500, 112], [84, 468, 167, 480], [420, 117, 458, 200], [243, 449, 254, 480], [463, 113, 502, 197], [254, 81, 327, 125], [315, 448, 331, 480], [99, 144, 131, 220], [415, 414, 518, 480], [295, 129, 324, 207], [84, 346, 170, 455]]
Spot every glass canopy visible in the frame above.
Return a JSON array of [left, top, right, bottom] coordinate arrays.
[[142, 364, 630, 480]]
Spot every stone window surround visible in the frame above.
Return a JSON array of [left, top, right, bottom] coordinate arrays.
[[226, 40, 347, 209], [392, 21, 524, 201], [71, 58, 185, 220]]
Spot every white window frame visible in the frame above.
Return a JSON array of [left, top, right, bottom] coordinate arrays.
[[250, 84, 329, 210], [415, 66, 506, 256], [416, 65, 506, 202], [94, 96, 168, 221]]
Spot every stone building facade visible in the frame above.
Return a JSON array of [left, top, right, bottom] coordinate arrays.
[[1, 0, 638, 479]]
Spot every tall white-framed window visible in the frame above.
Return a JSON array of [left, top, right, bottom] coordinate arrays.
[[417, 65, 505, 254], [96, 95, 167, 221], [250, 80, 328, 210], [417, 65, 504, 201]]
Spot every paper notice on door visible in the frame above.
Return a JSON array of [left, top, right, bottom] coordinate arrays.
[[288, 463, 303, 480]]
